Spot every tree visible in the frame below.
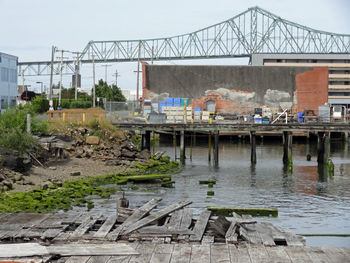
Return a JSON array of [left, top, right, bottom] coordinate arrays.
[[94, 79, 126, 102]]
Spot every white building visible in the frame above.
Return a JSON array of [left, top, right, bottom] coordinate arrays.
[[0, 52, 18, 110], [121, 89, 137, 101]]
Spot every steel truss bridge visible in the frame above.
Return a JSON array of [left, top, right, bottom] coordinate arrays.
[[19, 6, 350, 76]]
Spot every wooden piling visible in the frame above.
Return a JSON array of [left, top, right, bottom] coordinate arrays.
[[142, 131, 151, 151], [282, 131, 293, 170], [208, 132, 212, 162], [190, 132, 193, 161], [214, 131, 219, 167], [173, 130, 177, 160], [152, 131, 155, 155], [317, 132, 329, 164], [180, 130, 185, 164], [250, 131, 256, 164]]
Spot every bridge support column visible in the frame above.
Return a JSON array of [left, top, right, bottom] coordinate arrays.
[[180, 130, 185, 164], [317, 132, 329, 164], [208, 132, 212, 162], [214, 131, 219, 167], [250, 131, 256, 164], [282, 131, 293, 167], [141, 130, 151, 151]]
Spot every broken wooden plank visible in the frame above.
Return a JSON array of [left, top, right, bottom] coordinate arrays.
[[180, 208, 193, 229], [239, 224, 263, 245], [68, 215, 101, 240], [167, 209, 184, 230], [65, 256, 91, 263], [189, 210, 211, 242], [41, 225, 69, 240], [211, 215, 231, 237], [137, 225, 193, 235], [225, 219, 238, 244], [108, 198, 162, 240], [94, 215, 117, 238], [255, 223, 276, 246], [123, 201, 192, 235]]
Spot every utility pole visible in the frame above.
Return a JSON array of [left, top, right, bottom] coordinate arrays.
[[72, 52, 80, 100], [92, 54, 96, 108], [56, 49, 69, 106], [101, 64, 111, 83], [136, 41, 141, 107], [113, 69, 120, 86], [49, 46, 55, 101]]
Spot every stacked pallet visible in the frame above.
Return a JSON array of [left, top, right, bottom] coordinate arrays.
[[162, 106, 192, 123]]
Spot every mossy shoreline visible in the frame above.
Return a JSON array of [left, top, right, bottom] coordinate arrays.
[[0, 156, 179, 213]]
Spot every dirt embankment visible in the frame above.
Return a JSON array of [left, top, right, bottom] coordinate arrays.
[[0, 125, 149, 193]]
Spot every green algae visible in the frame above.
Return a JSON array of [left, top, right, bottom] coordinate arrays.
[[207, 190, 215, 196], [0, 155, 179, 213], [161, 181, 175, 187], [199, 179, 216, 185], [207, 206, 278, 217]]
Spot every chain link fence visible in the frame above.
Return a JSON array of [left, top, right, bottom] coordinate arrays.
[[104, 101, 145, 123]]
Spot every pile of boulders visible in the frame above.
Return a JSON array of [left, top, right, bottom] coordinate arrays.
[[0, 167, 31, 191], [57, 127, 151, 166]]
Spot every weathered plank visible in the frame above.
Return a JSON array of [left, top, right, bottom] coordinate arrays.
[[211, 244, 230, 263], [305, 247, 332, 263], [47, 243, 139, 256], [0, 243, 48, 257], [247, 244, 270, 263], [68, 215, 101, 240], [41, 225, 69, 240], [211, 215, 231, 237], [180, 208, 193, 229], [284, 246, 312, 263], [108, 198, 162, 240], [170, 243, 192, 263], [189, 244, 210, 263], [321, 247, 349, 263], [87, 256, 111, 263], [167, 209, 184, 230], [123, 201, 192, 235], [137, 225, 192, 235], [65, 256, 91, 263], [255, 223, 276, 246], [225, 221, 238, 244], [94, 215, 117, 238], [129, 243, 156, 263], [189, 210, 211, 242], [107, 255, 132, 263], [265, 246, 292, 263], [149, 244, 174, 263], [228, 244, 251, 263], [239, 224, 263, 245]]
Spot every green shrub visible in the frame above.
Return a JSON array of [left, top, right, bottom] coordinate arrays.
[[0, 127, 35, 154], [70, 100, 92, 109], [61, 99, 71, 109], [30, 97, 49, 113]]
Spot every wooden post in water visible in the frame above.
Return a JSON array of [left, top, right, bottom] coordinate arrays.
[[250, 131, 256, 164], [173, 130, 177, 160], [190, 132, 193, 161], [141, 130, 151, 151], [180, 130, 185, 164], [317, 132, 329, 164], [214, 130, 219, 167], [208, 132, 212, 162], [282, 131, 288, 164], [152, 131, 155, 155]]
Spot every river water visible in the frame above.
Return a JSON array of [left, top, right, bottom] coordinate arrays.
[[84, 136, 350, 247]]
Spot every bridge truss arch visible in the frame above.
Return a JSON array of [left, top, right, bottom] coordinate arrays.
[[19, 6, 350, 76]]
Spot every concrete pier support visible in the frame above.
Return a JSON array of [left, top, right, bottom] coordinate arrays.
[[250, 131, 256, 164], [180, 130, 185, 164], [282, 131, 293, 165], [317, 132, 329, 164], [141, 130, 151, 151], [214, 131, 219, 167]]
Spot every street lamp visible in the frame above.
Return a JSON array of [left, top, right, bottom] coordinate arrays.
[[36, 81, 43, 94]]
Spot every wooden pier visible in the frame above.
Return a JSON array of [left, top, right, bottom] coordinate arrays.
[[0, 198, 348, 262], [117, 123, 350, 166]]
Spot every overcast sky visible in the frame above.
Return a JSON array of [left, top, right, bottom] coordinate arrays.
[[1, 0, 349, 93]]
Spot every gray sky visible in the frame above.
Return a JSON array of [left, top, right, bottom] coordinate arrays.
[[1, 0, 349, 93]]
